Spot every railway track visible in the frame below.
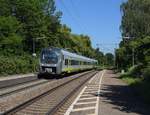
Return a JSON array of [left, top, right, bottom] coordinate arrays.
[[0, 75, 37, 89], [0, 70, 91, 98], [0, 79, 52, 97], [1, 70, 97, 115]]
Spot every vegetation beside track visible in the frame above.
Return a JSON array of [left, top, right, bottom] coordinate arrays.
[[116, 0, 150, 71], [120, 65, 150, 104], [116, 0, 150, 104], [0, 55, 39, 76]]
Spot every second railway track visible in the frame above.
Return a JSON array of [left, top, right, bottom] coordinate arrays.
[[0, 70, 92, 97], [0, 79, 52, 97], [1, 70, 97, 115]]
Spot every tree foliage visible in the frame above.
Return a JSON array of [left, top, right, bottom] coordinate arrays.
[[117, 0, 150, 70], [120, 0, 150, 38], [105, 53, 114, 66]]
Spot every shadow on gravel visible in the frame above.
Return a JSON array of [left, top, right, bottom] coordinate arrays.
[[37, 69, 93, 80], [92, 84, 150, 115]]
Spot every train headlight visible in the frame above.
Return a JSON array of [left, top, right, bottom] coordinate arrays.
[[41, 63, 44, 66]]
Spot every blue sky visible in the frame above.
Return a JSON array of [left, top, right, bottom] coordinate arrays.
[[55, 0, 127, 54]]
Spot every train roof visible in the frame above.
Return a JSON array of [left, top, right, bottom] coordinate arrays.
[[43, 47, 97, 62], [61, 49, 97, 62]]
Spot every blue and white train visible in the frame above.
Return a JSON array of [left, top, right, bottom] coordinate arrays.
[[39, 47, 98, 74]]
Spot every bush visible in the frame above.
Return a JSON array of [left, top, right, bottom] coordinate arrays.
[[0, 55, 39, 76], [142, 67, 150, 81], [127, 64, 143, 77], [120, 65, 150, 104]]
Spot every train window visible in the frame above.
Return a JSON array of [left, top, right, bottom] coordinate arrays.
[[66, 60, 70, 65], [83, 62, 87, 65], [80, 61, 82, 65], [76, 61, 79, 65], [71, 60, 79, 65], [71, 60, 75, 65], [40, 49, 58, 64], [71, 60, 73, 65], [65, 59, 68, 65]]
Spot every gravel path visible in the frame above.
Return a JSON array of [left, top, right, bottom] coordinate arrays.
[[99, 70, 150, 115]]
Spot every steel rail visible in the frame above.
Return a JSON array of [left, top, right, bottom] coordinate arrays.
[[0, 77, 38, 89], [2, 70, 96, 115], [0, 70, 92, 97], [0, 80, 50, 97], [47, 71, 97, 115]]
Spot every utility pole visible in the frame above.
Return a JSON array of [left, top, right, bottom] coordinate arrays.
[[114, 44, 118, 69], [122, 36, 135, 67], [114, 49, 116, 68], [32, 37, 45, 57], [132, 48, 135, 67], [32, 38, 36, 57]]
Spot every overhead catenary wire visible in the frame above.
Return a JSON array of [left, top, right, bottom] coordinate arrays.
[[59, 0, 87, 34], [69, 0, 89, 33], [96, 43, 119, 54]]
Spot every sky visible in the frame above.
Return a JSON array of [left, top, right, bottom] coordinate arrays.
[[55, 0, 127, 54]]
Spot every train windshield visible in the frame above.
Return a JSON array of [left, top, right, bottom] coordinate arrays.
[[41, 50, 58, 64]]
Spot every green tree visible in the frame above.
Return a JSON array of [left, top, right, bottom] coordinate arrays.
[[105, 53, 114, 66], [121, 0, 150, 38], [117, 0, 150, 70], [0, 16, 22, 55]]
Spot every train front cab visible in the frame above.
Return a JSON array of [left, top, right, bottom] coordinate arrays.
[[39, 49, 62, 75]]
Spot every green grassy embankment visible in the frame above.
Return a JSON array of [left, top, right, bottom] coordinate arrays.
[[120, 65, 150, 104]]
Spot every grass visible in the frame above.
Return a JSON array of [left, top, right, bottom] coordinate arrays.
[[120, 73, 141, 85], [122, 77, 140, 85], [120, 73, 150, 104]]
